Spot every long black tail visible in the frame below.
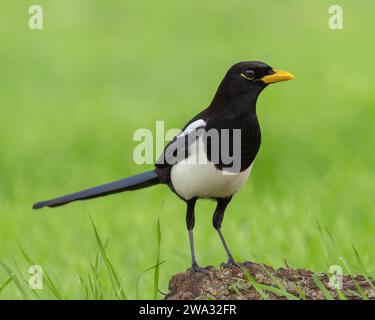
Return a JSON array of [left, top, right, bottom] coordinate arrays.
[[33, 170, 160, 209]]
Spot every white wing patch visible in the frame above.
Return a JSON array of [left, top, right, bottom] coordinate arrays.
[[156, 119, 206, 166], [177, 119, 206, 137]]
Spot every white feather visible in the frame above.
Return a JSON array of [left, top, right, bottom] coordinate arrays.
[[177, 119, 206, 137]]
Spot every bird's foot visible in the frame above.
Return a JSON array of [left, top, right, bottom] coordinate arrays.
[[220, 257, 241, 269], [187, 263, 211, 275]]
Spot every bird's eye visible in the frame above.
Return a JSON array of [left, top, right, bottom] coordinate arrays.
[[240, 69, 255, 80]]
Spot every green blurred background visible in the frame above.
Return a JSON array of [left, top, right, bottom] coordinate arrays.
[[1, 0, 375, 299]]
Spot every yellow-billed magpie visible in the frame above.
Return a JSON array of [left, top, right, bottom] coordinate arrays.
[[33, 61, 294, 271]]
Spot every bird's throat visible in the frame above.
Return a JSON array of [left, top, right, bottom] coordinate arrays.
[[209, 81, 264, 117]]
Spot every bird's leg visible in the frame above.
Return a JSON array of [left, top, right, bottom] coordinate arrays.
[[216, 229, 236, 267], [213, 197, 238, 267], [186, 198, 200, 272]]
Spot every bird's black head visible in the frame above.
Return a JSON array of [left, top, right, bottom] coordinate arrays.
[[210, 61, 294, 111], [225, 61, 295, 93]]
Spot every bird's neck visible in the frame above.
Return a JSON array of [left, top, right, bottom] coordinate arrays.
[[208, 81, 264, 119]]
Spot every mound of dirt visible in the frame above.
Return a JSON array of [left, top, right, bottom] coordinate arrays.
[[165, 261, 375, 300]]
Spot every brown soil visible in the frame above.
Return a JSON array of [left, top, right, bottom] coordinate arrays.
[[165, 261, 375, 300]]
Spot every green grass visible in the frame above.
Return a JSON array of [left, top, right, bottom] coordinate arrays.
[[1, 0, 375, 299], [1, 220, 165, 299]]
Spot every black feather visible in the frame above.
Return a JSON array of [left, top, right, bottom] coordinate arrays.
[[33, 170, 159, 209]]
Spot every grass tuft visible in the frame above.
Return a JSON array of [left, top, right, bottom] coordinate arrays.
[[90, 217, 127, 300], [0, 261, 29, 300]]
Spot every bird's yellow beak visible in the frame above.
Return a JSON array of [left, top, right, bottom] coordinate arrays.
[[261, 69, 295, 84]]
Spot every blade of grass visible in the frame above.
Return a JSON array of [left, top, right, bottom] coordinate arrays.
[[10, 256, 42, 300], [153, 217, 162, 300], [319, 224, 356, 299], [44, 272, 64, 299], [352, 245, 375, 291], [335, 288, 348, 300], [91, 251, 105, 299], [315, 220, 330, 269], [0, 276, 13, 295], [259, 264, 299, 300], [79, 274, 90, 300], [18, 244, 63, 299], [229, 282, 245, 300], [11, 256, 31, 294], [312, 273, 334, 300], [0, 261, 29, 299], [90, 218, 127, 300], [341, 256, 369, 300], [241, 268, 269, 300], [136, 260, 166, 299], [298, 287, 307, 300], [257, 283, 298, 300]]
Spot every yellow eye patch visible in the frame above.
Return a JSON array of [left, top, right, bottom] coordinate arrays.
[[240, 73, 254, 80]]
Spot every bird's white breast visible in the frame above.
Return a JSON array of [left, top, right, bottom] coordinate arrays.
[[171, 136, 252, 200]]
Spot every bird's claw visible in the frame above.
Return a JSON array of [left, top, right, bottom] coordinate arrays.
[[187, 263, 211, 275], [220, 258, 241, 269]]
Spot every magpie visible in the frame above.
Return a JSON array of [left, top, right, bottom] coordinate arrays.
[[33, 61, 294, 271]]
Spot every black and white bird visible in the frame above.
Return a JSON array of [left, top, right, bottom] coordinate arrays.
[[33, 61, 294, 271]]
